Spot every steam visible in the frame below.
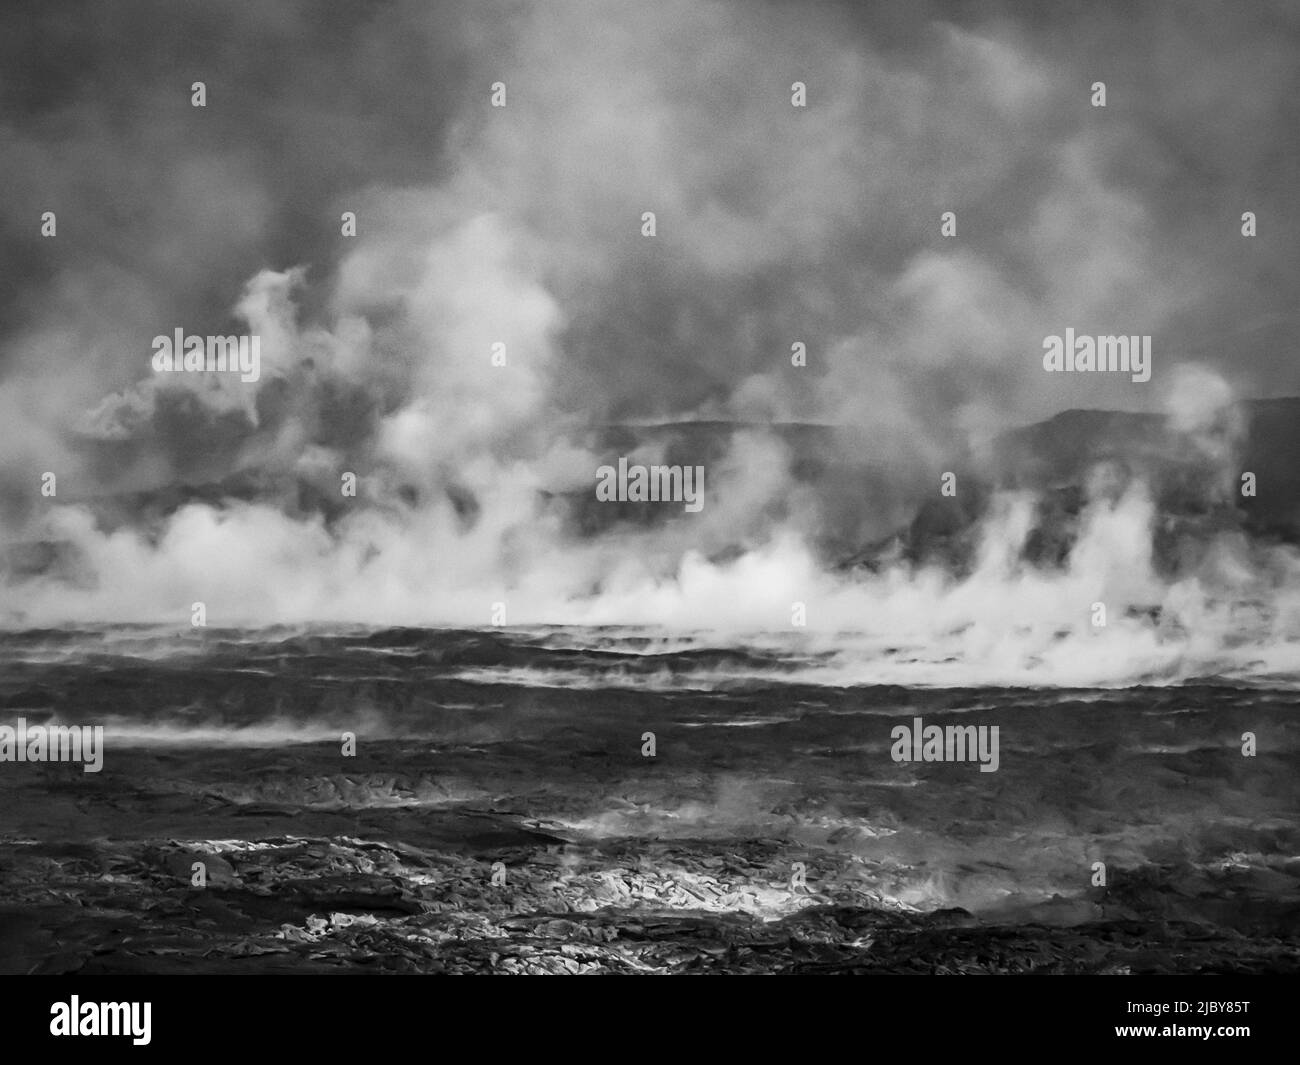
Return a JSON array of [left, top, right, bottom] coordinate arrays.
[[2, 1, 1299, 686]]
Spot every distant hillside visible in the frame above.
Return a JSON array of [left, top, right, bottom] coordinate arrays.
[[5, 401, 1299, 585], [846, 397, 1300, 574]]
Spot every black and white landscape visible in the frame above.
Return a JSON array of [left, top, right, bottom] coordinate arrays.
[[1, 0, 1298, 976]]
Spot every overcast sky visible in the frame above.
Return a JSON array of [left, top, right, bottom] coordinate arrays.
[[2, 0, 1297, 547]]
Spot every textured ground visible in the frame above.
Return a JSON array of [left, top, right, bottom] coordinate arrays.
[[2, 741, 1297, 975], [1, 629, 1297, 974]]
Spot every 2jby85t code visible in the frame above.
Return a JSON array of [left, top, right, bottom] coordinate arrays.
[[1127, 1002, 1250, 1016]]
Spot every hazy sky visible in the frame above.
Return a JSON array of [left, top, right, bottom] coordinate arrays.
[[1, 0, 1297, 556]]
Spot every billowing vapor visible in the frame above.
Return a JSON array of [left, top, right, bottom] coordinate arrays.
[[2, 0, 1299, 687]]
